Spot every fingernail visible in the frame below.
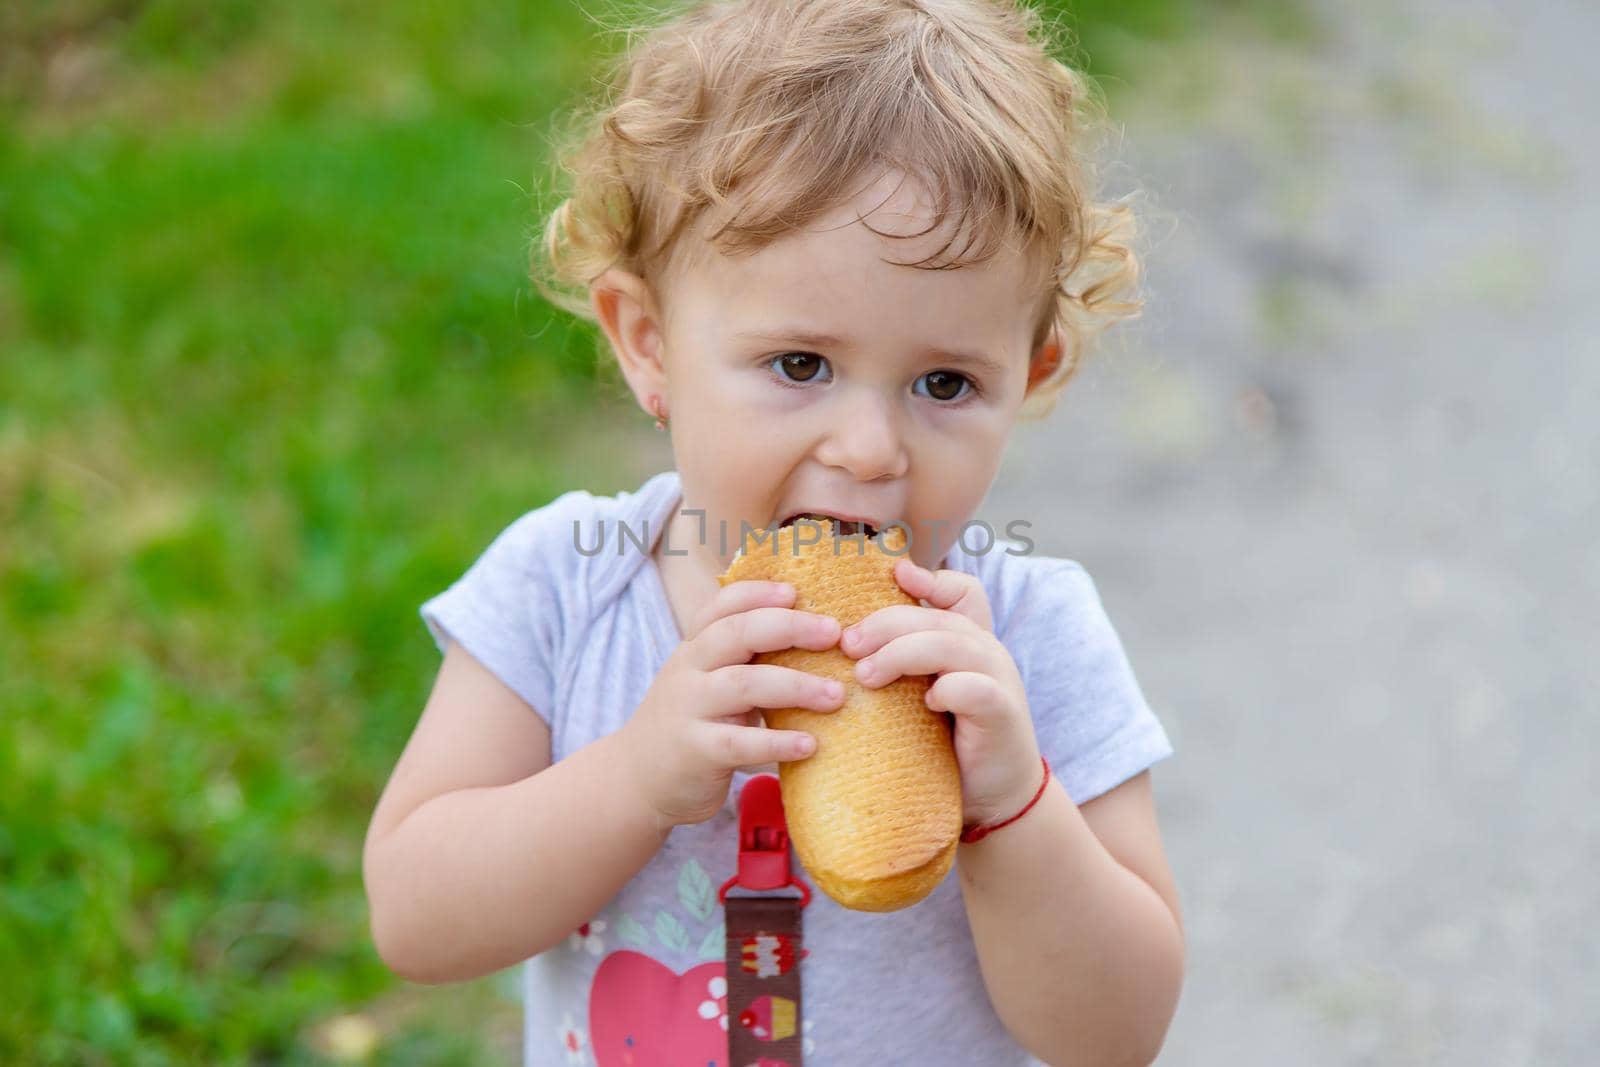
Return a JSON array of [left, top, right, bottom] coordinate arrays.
[[823, 680, 844, 701], [855, 659, 875, 683]]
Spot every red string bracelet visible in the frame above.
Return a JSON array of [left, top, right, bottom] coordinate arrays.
[[960, 756, 1051, 844]]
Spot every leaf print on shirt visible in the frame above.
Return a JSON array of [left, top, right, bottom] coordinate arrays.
[[697, 920, 725, 961], [678, 857, 716, 923], [655, 910, 690, 954], [616, 912, 651, 950], [612, 857, 724, 962]]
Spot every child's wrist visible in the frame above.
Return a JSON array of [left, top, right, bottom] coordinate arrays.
[[959, 756, 1051, 844], [609, 726, 679, 837]]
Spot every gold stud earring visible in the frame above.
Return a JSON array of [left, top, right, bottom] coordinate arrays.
[[648, 394, 668, 432]]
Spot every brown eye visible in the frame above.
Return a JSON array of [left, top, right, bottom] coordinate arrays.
[[918, 370, 970, 402], [773, 352, 828, 383]]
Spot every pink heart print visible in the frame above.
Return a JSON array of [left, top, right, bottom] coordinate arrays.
[[589, 951, 729, 1067]]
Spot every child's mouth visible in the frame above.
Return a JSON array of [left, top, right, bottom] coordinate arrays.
[[777, 512, 880, 538]]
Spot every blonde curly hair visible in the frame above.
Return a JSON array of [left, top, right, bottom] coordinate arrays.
[[533, 0, 1143, 420]]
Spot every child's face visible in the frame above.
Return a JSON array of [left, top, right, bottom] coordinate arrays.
[[599, 169, 1060, 572]]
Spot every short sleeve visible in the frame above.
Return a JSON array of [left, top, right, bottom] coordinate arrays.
[[418, 490, 593, 726], [1001, 558, 1174, 804]]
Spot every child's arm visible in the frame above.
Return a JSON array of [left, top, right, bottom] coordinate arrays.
[[362, 639, 671, 984], [364, 579, 840, 984], [958, 769, 1184, 1067]]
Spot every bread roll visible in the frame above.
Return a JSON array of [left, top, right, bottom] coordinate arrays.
[[718, 519, 963, 911]]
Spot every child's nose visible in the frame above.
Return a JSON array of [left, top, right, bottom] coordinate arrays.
[[815, 393, 908, 481]]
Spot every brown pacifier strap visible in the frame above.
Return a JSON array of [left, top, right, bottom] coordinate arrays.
[[719, 774, 810, 1067]]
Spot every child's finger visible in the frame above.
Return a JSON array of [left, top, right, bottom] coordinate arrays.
[[703, 664, 845, 717], [689, 606, 841, 670], [925, 669, 1009, 719], [853, 629, 986, 688], [698, 722, 817, 769], [688, 579, 795, 637], [839, 604, 975, 658], [893, 559, 993, 629]]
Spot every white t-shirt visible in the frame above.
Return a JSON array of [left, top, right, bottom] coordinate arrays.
[[419, 469, 1174, 1066]]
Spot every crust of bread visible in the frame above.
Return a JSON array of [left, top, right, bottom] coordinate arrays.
[[718, 520, 963, 912]]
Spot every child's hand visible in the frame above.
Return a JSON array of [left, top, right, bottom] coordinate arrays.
[[840, 558, 1044, 829], [618, 580, 845, 828]]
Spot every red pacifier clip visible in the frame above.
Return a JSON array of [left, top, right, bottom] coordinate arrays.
[[718, 774, 809, 1067]]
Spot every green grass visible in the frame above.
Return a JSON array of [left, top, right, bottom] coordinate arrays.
[[0, 0, 1305, 1061]]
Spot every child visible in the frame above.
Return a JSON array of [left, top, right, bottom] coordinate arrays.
[[364, 1, 1184, 1064]]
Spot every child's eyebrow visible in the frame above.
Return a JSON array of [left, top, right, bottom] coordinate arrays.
[[734, 327, 1009, 377]]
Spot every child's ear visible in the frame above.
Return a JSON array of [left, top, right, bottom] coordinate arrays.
[[1024, 326, 1067, 394], [591, 268, 668, 410]]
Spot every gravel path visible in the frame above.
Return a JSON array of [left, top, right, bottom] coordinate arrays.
[[600, 1, 1598, 1059], [978, 0, 1600, 1062]]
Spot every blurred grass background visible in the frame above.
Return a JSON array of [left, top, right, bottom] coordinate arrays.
[[0, 1, 1307, 1062]]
